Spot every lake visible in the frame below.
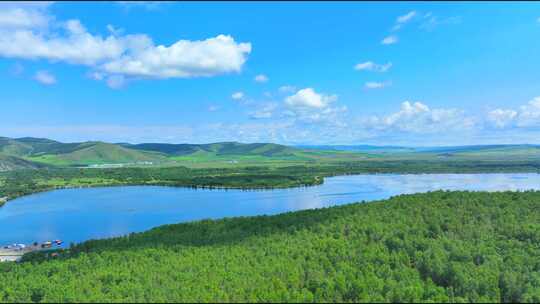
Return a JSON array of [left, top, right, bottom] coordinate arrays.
[[2, 173, 540, 245]]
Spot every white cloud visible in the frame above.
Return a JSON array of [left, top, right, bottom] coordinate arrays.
[[285, 88, 337, 109], [487, 109, 517, 128], [364, 81, 391, 89], [231, 92, 244, 100], [420, 15, 462, 31], [88, 71, 105, 81], [0, 18, 129, 65], [283, 88, 346, 126], [278, 85, 296, 93], [288, 105, 348, 125], [101, 34, 252, 78], [0, 5, 50, 29], [0, 4, 252, 87], [391, 11, 417, 31], [362, 101, 475, 133], [254, 74, 268, 83], [250, 103, 277, 119], [487, 97, 540, 128], [106, 24, 124, 36], [34, 70, 56, 85], [397, 11, 417, 24], [517, 97, 540, 127], [381, 35, 398, 45], [354, 61, 392, 72]]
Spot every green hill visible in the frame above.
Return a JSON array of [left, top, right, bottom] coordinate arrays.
[[435, 145, 540, 161], [0, 154, 48, 171], [127, 142, 300, 157], [3, 136, 540, 169], [0, 137, 90, 158], [3, 191, 540, 302], [0, 137, 170, 168], [26, 142, 169, 167], [0, 137, 35, 156]]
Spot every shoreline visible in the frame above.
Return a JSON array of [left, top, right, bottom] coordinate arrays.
[[0, 177, 324, 207], [3, 170, 540, 208]]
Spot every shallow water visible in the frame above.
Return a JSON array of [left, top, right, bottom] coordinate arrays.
[[1, 173, 540, 245]]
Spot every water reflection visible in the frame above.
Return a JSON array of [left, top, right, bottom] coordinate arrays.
[[1, 173, 540, 245]]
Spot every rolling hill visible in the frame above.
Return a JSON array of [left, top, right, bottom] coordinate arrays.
[[126, 142, 300, 157], [0, 154, 48, 171], [0, 137, 170, 168], [25, 142, 169, 166], [2, 136, 540, 170]]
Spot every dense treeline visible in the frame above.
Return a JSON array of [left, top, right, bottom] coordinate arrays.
[[1, 191, 539, 302], [0, 166, 321, 204], [2, 159, 539, 205]]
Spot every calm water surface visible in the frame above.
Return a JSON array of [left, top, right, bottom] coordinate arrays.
[[2, 173, 540, 245]]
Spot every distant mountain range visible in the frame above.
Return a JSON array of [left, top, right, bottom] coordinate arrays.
[[0, 137, 312, 171], [299, 144, 540, 154], [1, 136, 540, 171], [123, 142, 299, 157]]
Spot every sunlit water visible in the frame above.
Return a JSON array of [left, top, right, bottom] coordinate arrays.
[[1, 173, 540, 245]]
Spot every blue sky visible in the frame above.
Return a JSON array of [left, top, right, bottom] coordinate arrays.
[[1, 1, 540, 145]]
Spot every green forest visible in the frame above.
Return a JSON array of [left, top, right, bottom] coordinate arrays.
[[1, 191, 539, 302]]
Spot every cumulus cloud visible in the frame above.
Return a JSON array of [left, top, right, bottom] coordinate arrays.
[[0, 18, 131, 65], [362, 101, 475, 133], [0, 6, 51, 29], [101, 34, 251, 78], [285, 88, 337, 109], [254, 74, 268, 83], [517, 97, 540, 127], [364, 81, 391, 89], [283, 88, 346, 126], [231, 92, 244, 100], [354, 61, 392, 72], [0, 3, 252, 87], [381, 35, 398, 45], [487, 97, 540, 129], [34, 70, 56, 85], [487, 109, 518, 128]]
